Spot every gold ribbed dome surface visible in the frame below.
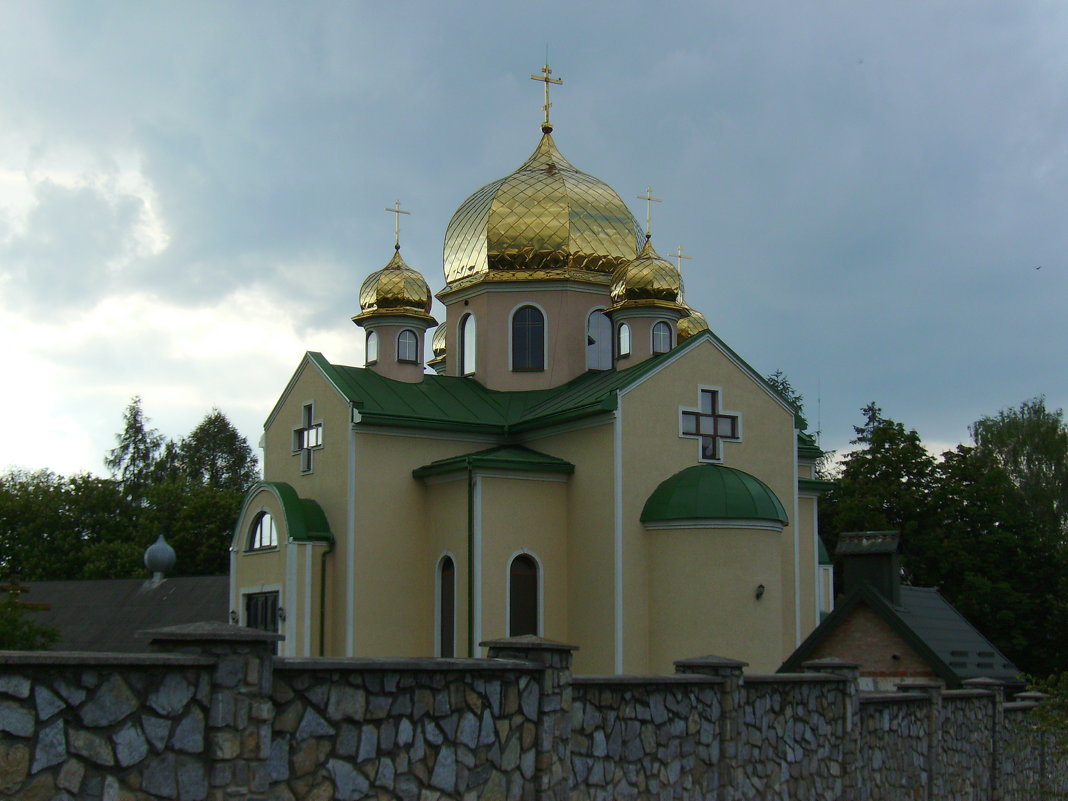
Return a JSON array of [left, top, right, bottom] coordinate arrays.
[[430, 323, 447, 357], [677, 306, 709, 341], [442, 133, 643, 287], [610, 239, 684, 305], [356, 249, 434, 321]]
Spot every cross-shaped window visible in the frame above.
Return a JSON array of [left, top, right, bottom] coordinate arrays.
[[293, 403, 323, 473], [680, 388, 741, 461]]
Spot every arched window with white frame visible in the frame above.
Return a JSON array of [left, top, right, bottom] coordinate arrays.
[[617, 322, 631, 359], [397, 329, 418, 363], [652, 321, 672, 355], [247, 511, 277, 551], [511, 305, 545, 371], [460, 313, 476, 376], [508, 553, 540, 637], [365, 330, 379, 366], [586, 309, 612, 370], [437, 554, 456, 658]]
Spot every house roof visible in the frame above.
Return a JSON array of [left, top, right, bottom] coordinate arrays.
[[780, 582, 1020, 686], [413, 445, 575, 478], [640, 463, 788, 525], [20, 576, 230, 653]]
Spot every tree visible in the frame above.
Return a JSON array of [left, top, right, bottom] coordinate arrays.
[[0, 580, 59, 650], [179, 408, 259, 493], [105, 396, 164, 501], [766, 369, 807, 430]]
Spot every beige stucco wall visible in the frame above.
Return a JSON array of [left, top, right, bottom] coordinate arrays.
[[424, 477, 470, 656]]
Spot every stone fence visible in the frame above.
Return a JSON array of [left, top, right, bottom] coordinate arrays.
[[0, 623, 1062, 801]]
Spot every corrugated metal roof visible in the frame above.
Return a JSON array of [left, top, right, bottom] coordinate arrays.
[[413, 445, 575, 478]]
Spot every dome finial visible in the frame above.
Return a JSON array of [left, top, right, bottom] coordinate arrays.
[[384, 199, 411, 251], [636, 187, 662, 239], [530, 62, 563, 134]]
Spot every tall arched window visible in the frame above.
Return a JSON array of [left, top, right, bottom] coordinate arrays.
[[460, 314, 476, 376], [365, 330, 379, 365], [508, 554, 539, 636], [586, 310, 612, 370], [247, 512, 277, 550], [511, 305, 545, 371], [397, 329, 418, 363], [617, 322, 631, 358], [652, 321, 672, 354], [438, 555, 455, 658]]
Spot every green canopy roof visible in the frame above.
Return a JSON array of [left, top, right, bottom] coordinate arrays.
[[413, 445, 575, 479], [640, 464, 788, 525]]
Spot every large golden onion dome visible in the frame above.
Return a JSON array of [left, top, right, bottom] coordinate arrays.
[[442, 132, 643, 288], [430, 323, 447, 358], [677, 305, 710, 341], [610, 238, 685, 307], [353, 248, 436, 324]]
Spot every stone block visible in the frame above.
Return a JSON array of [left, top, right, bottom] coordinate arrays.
[[70, 727, 115, 766], [34, 684, 66, 720], [32, 718, 66, 772], [147, 673, 195, 717], [0, 698, 34, 736]]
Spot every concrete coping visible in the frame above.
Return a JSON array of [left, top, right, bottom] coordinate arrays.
[[0, 651, 216, 667], [479, 635, 579, 652], [744, 673, 848, 684], [860, 692, 929, 704], [573, 674, 725, 686], [674, 654, 748, 670], [1004, 702, 1042, 712], [276, 657, 541, 672], [801, 658, 862, 671], [942, 690, 996, 700], [140, 621, 285, 643]]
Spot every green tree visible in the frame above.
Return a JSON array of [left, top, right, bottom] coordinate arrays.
[[105, 396, 164, 501], [0, 581, 59, 650], [179, 408, 259, 493]]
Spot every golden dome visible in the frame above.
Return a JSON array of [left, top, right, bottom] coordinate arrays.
[[610, 238, 684, 306], [442, 132, 642, 288], [430, 323, 447, 358], [677, 306, 709, 341], [354, 248, 435, 324]]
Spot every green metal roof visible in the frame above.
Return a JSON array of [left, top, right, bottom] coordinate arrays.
[[413, 445, 575, 479], [818, 537, 832, 565], [640, 463, 789, 525], [244, 481, 333, 543], [798, 477, 835, 494]]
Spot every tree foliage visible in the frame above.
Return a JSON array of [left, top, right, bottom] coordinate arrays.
[[0, 583, 59, 650], [820, 400, 1068, 678], [0, 399, 259, 581]]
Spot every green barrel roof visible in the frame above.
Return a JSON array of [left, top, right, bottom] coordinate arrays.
[[640, 463, 788, 525]]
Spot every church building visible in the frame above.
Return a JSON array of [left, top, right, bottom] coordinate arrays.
[[230, 70, 828, 675]]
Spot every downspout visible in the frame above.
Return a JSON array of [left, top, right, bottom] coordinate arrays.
[[318, 539, 334, 656], [467, 460, 475, 657]]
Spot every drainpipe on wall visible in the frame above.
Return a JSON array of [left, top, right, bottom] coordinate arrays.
[[467, 461, 475, 658], [318, 539, 334, 656]]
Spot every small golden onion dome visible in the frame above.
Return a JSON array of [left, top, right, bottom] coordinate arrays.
[[442, 132, 642, 287], [430, 324, 447, 358], [354, 248, 435, 324], [677, 305, 709, 341], [610, 238, 684, 305]]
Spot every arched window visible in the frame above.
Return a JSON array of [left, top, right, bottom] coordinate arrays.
[[397, 329, 418, 363], [617, 322, 631, 358], [248, 512, 277, 550], [438, 555, 455, 658], [511, 305, 545, 371], [652, 321, 672, 355], [508, 554, 539, 637], [365, 330, 379, 366], [460, 314, 476, 376], [586, 310, 612, 370]]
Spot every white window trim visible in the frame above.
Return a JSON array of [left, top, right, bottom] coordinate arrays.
[[617, 322, 631, 358], [365, 330, 379, 366], [459, 313, 477, 376], [396, 328, 419, 364], [507, 301, 549, 372], [677, 384, 743, 464], [650, 320, 673, 354], [292, 401, 325, 474], [586, 306, 612, 371], [434, 551, 458, 658], [246, 506, 280, 552], [505, 549, 544, 637]]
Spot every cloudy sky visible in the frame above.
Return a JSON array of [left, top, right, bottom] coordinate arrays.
[[2, 1, 1066, 476]]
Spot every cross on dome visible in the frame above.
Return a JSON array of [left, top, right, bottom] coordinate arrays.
[[530, 63, 563, 133], [674, 245, 692, 271], [385, 199, 411, 250], [680, 388, 741, 461], [636, 187, 662, 239]]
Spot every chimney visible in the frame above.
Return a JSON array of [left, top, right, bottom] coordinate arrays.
[[836, 530, 901, 606]]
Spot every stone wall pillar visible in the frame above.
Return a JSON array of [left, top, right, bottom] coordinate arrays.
[[145, 622, 283, 801], [963, 677, 1005, 801], [482, 635, 577, 801], [896, 681, 943, 800], [803, 659, 861, 801], [674, 654, 747, 801]]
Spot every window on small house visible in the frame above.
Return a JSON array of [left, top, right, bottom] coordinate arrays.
[[248, 512, 277, 550], [366, 330, 379, 365], [652, 321, 672, 354], [460, 314, 476, 376], [511, 305, 545, 371], [509, 554, 539, 637], [438, 555, 455, 658], [397, 329, 418, 363], [617, 322, 631, 358]]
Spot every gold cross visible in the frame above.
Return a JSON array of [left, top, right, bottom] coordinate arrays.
[[530, 63, 563, 131], [674, 245, 692, 271], [636, 187, 663, 238], [384, 199, 411, 250]]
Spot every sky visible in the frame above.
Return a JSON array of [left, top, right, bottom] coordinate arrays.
[[1, 1, 1066, 477]]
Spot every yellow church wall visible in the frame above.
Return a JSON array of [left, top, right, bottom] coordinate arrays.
[[232, 488, 287, 598], [797, 494, 819, 637], [523, 421, 616, 675], [617, 339, 801, 673], [478, 474, 569, 649], [647, 527, 783, 671], [424, 476, 471, 657]]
